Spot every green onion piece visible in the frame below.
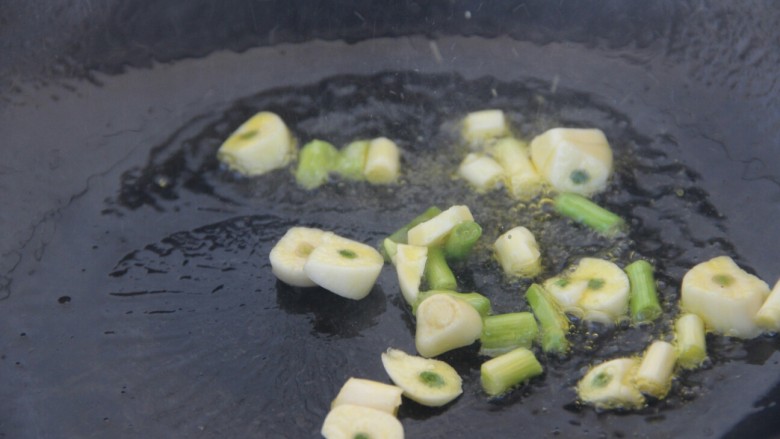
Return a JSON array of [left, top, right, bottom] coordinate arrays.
[[413, 290, 492, 317], [379, 206, 441, 262], [525, 283, 570, 355], [480, 347, 543, 396], [387, 206, 442, 244], [635, 340, 677, 398], [675, 313, 707, 369], [443, 220, 483, 262], [336, 140, 370, 180], [295, 139, 339, 189], [625, 260, 662, 323], [553, 192, 625, 236], [480, 312, 539, 357], [381, 238, 399, 264], [424, 247, 457, 291]]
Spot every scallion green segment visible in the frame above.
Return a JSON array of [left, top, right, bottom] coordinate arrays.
[[336, 140, 370, 180], [480, 312, 539, 356], [443, 220, 482, 262], [675, 313, 707, 369], [295, 139, 339, 189], [553, 192, 625, 236], [480, 347, 543, 396], [625, 260, 662, 323], [424, 247, 457, 291], [413, 290, 492, 317], [525, 283, 570, 355]]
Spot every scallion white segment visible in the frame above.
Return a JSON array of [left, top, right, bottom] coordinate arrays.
[[458, 153, 505, 192], [530, 127, 613, 196], [217, 111, 295, 176], [269, 227, 332, 287], [635, 341, 677, 398], [461, 109, 508, 145], [493, 226, 542, 278], [489, 137, 544, 200], [756, 279, 780, 331], [680, 256, 770, 338], [675, 313, 707, 369], [303, 234, 384, 300], [381, 348, 463, 407], [544, 258, 630, 324], [364, 137, 400, 184], [321, 404, 404, 439], [331, 378, 403, 415], [394, 244, 428, 305], [577, 358, 645, 410], [407, 205, 474, 247], [415, 294, 483, 358]]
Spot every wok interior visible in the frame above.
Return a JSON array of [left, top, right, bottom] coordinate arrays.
[[2, 1, 780, 438]]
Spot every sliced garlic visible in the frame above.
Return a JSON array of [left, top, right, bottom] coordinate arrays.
[[303, 234, 384, 300], [331, 378, 403, 415], [321, 404, 404, 439], [457, 153, 504, 192], [381, 348, 463, 407], [407, 205, 474, 247], [530, 128, 612, 197], [268, 227, 332, 287], [680, 255, 769, 338], [461, 109, 508, 146], [217, 111, 295, 176], [395, 244, 428, 305]]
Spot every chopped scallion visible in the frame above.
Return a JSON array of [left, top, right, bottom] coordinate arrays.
[[480, 347, 543, 396], [295, 139, 339, 189], [443, 220, 482, 262], [625, 260, 662, 323], [525, 283, 570, 355], [553, 192, 625, 236], [674, 313, 707, 369], [424, 246, 457, 291], [480, 312, 539, 357]]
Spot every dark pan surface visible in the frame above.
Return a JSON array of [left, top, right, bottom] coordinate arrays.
[[2, 2, 780, 438]]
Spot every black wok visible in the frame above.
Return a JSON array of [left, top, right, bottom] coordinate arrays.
[[2, 1, 780, 438]]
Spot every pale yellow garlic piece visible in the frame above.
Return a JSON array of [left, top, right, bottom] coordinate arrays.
[[321, 404, 404, 439], [545, 258, 629, 324], [407, 205, 474, 247], [217, 111, 295, 176], [331, 378, 403, 415], [365, 137, 400, 184], [303, 234, 384, 300], [681, 256, 769, 338], [756, 279, 780, 331], [395, 244, 428, 305], [381, 348, 463, 407], [493, 226, 541, 278], [458, 153, 504, 192], [269, 227, 332, 287], [461, 109, 508, 145], [577, 358, 645, 410], [530, 128, 612, 196]]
